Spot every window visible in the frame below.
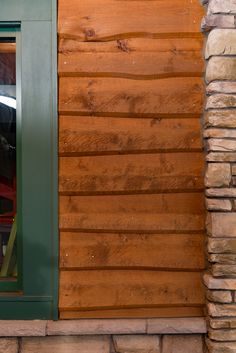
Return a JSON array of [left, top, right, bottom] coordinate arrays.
[[0, 1, 58, 320]]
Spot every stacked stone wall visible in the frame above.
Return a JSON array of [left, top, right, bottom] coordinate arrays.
[[0, 319, 206, 353], [203, 0, 236, 352]]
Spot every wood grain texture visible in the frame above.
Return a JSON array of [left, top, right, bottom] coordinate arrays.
[[58, 0, 204, 41], [59, 270, 204, 309], [60, 306, 204, 319], [60, 233, 205, 270], [59, 77, 204, 116], [59, 116, 203, 154], [59, 37, 204, 78], [58, 0, 205, 319], [60, 193, 204, 232], [59, 153, 204, 194]]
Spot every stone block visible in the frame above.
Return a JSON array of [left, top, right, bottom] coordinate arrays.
[[162, 335, 203, 353], [205, 163, 231, 187], [210, 318, 236, 329], [212, 264, 236, 276], [206, 199, 232, 211], [204, 128, 236, 139], [0, 339, 18, 353], [206, 338, 236, 353], [207, 152, 236, 162], [209, 329, 236, 341], [202, 15, 235, 32], [208, 0, 236, 14], [207, 82, 236, 95], [206, 290, 232, 303], [208, 303, 236, 317], [206, 94, 236, 109], [208, 138, 236, 152], [205, 110, 236, 128], [232, 165, 236, 175], [0, 320, 46, 337], [113, 335, 160, 353], [209, 254, 236, 264], [21, 336, 111, 353], [204, 274, 236, 290], [207, 213, 236, 237], [205, 29, 236, 58], [47, 319, 146, 336], [206, 57, 236, 82], [146, 318, 206, 334], [206, 188, 236, 198], [208, 238, 236, 254]]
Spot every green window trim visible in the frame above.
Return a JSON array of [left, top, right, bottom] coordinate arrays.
[[0, 0, 58, 320]]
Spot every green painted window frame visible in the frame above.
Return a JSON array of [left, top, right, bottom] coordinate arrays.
[[0, 0, 58, 319]]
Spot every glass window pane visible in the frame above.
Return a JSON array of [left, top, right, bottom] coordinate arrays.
[[0, 38, 17, 279]]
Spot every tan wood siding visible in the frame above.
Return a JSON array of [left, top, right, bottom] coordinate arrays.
[[58, 0, 205, 318]]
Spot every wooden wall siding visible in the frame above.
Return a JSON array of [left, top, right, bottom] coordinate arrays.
[[58, 0, 205, 318]]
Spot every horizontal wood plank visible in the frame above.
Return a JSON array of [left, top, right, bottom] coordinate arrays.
[[60, 306, 204, 319], [58, 0, 204, 41], [60, 233, 205, 270], [59, 77, 204, 116], [59, 270, 204, 310], [59, 116, 203, 154], [59, 153, 204, 194], [60, 193, 204, 232], [59, 37, 204, 77]]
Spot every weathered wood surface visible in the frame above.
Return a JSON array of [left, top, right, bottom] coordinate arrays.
[[58, 0, 204, 41], [60, 233, 205, 270], [59, 38, 204, 78], [60, 306, 204, 319], [60, 270, 204, 309], [59, 116, 203, 154], [59, 153, 204, 194], [59, 77, 204, 116], [58, 0, 205, 318], [60, 193, 204, 232]]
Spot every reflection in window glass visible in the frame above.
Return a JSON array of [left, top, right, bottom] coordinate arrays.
[[0, 39, 17, 279]]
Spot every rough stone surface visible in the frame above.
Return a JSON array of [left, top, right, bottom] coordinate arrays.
[[209, 329, 236, 341], [209, 254, 236, 264], [207, 290, 232, 303], [212, 264, 236, 277], [205, 163, 231, 187], [206, 338, 236, 353], [21, 336, 111, 353], [232, 165, 236, 175], [208, 303, 236, 317], [0, 339, 18, 353], [208, 238, 236, 254], [210, 318, 236, 329], [202, 15, 235, 32], [207, 213, 236, 237], [207, 138, 236, 152], [204, 274, 236, 290], [208, 0, 236, 14], [205, 29, 236, 58], [47, 319, 146, 336], [206, 94, 236, 109], [206, 57, 236, 82], [206, 188, 236, 198], [162, 335, 203, 353], [207, 81, 236, 95], [205, 110, 236, 128], [206, 198, 232, 211], [0, 321, 46, 337], [204, 128, 236, 139], [113, 335, 160, 353], [146, 318, 206, 334], [207, 152, 236, 162]]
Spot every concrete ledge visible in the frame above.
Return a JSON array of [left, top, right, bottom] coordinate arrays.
[[0, 318, 207, 337]]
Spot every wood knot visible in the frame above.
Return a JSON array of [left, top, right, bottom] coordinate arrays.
[[117, 40, 130, 52]]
